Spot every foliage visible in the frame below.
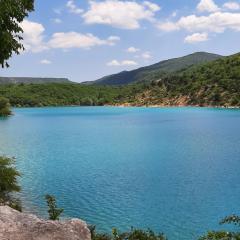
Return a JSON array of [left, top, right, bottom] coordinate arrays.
[[45, 194, 64, 220], [0, 77, 71, 84], [199, 215, 240, 240], [0, 156, 21, 211], [199, 231, 240, 240], [0, 83, 141, 107], [90, 227, 167, 240], [0, 97, 11, 116], [93, 52, 221, 85], [0, 53, 239, 107], [0, 0, 34, 67], [220, 215, 240, 226]]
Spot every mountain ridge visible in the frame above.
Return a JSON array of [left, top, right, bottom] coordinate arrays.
[[0, 52, 239, 108], [88, 52, 223, 85], [0, 77, 72, 85]]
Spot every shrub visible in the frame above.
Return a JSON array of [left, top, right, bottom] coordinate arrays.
[[45, 194, 64, 220], [0, 156, 21, 211], [0, 97, 11, 116]]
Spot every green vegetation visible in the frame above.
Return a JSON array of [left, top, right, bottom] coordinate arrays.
[[89, 227, 167, 240], [90, 215, 240, 240], [0, 77, 72, 84], [45, 194, 64, 220], [132, 53, 240, 107], [199, 215, 240, 239], [91, 52, 222, 85], [0, 83, 139, 107], [0, 97, 11, 116], [0, 52, 239, 107], [0, 156, 21, 211], [0, 0, 34, 68]]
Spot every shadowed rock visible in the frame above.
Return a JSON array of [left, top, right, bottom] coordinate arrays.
[[0, 206, 91, 240]]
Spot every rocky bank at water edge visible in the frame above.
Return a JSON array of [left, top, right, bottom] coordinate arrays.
[[0, 206, 91, 240]]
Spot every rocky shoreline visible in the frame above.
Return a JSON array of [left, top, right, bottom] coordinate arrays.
[[0, 206, 91, 240]]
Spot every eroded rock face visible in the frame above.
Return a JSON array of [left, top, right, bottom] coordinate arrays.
[[0, 206, 91, 240]]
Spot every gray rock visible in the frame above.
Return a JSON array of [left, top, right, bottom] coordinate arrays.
[[0, 206, 91, 240]]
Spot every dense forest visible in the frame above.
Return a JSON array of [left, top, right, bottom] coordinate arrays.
[[0, 53, 239, 108]]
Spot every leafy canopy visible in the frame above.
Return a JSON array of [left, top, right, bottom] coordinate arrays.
[[0, 97, 11, 116], [90, 226, 167, 240], [199, 215, 240, 240], [0, 156, 21, 211], [0, 0, 34, 67]]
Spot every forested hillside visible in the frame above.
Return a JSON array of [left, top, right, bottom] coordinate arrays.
[[90, 52, 222, 85], [0, 77, 72, 84], [0, 52, 239, 108]]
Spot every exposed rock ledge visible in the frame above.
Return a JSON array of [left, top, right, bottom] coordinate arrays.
[[0, 206, 91, 240]]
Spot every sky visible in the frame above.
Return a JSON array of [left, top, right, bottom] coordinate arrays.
[[1, 0, 240, 82]]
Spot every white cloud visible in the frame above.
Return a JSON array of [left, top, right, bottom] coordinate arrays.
[[107, 60, 121, 66], [197, 0, 220, 12], [20, 20, 48, 53], [121, 60, 138, 66], [171, 11, 178, 18], [20, 20, 120, 53], [107, 59, 138, 66], [143, 1, 161, 12], [48, 32, 120, 49], [184, 32, 209, 43], [82, 0, 161, 29], [53, 18, 62, 24], [40, 59, 52, 64], [223, 1, 240, 10], [157, 21, 180, 31], [127, 47, 140, 53], [158, 12, 240, 33], [142, 51, 152, 59], [66, 0, 84, 15], [107, 36, 121, 43]]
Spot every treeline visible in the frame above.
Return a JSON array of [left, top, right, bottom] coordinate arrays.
[[0, 54, 239, 108], [0, 83, 140, 107]]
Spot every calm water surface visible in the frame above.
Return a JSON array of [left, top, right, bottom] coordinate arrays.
[[0, 107, 240, 239]]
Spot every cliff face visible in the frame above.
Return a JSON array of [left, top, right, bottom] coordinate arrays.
[[0, 206, 91, 240]]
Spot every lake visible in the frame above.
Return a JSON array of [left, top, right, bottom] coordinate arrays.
[[0, 107, 240, 239]]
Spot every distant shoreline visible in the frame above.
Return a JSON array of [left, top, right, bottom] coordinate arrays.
[[11, 104, 240, 109]]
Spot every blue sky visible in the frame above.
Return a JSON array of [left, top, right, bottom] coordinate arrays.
[[1, 0, 240, 82]]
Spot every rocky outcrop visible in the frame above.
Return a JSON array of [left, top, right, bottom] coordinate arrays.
[[0, 206, 91, 240]]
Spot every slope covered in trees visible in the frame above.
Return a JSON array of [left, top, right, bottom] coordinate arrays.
[[0, 77, 72, 84], [0, 53, 239, 108], [89, 52, 222, 86], [141, 52, 240, 107]]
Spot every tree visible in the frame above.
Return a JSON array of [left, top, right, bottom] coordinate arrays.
[[90, 227, 167, 240], [199, 215, 240, 240], [0, 156, 21, 210], [0, 0, 34, 67], [0, 97, 12, 116], [45, 194, 64, 220]]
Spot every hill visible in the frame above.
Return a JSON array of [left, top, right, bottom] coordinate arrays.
[[90, 52, 222, 85], [0, 52, 239, 108], [129, 52, 240, 107], [0, 77, 72, 84]]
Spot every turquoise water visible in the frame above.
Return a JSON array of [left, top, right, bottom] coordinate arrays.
[[0, 107, 240, 239]]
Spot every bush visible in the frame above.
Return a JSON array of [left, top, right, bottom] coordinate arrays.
[[0, 156, 21, 211], [199, 215, 240, 240], [90, 227, 167, 240], [0, 97, 11, 116], [45, 194, 64, 220]]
